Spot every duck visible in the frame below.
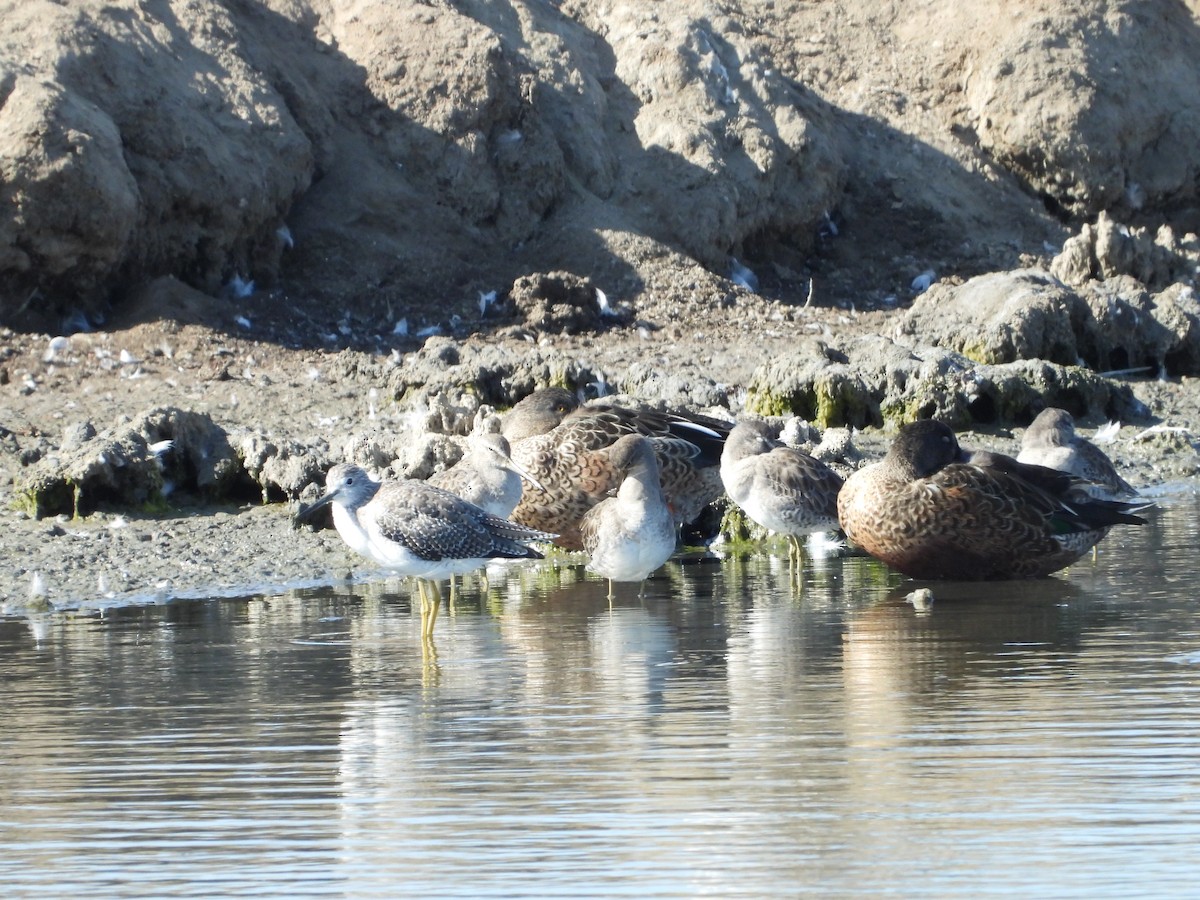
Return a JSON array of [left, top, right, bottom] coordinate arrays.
[[501, 388, 729, 549], [836, 419, 1146, 580]]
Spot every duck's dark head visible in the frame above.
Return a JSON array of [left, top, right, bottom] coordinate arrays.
[[886, 420, 964, 480]]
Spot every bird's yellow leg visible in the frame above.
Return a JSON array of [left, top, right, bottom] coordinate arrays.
[[788, 535, 805, 592], [419, 578, 433, 616], [422, 580, 442, 640]]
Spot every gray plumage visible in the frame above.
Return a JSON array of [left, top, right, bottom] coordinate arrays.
[[579, 435, 677, 597], [428, 431, 534, 519], [296, 463, 553, 576], [295, 463, 556, 640], [721, 419, 844, 542], [1017, 408, 1138, 501]]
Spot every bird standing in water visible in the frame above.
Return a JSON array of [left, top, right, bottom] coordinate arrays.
[[502, 387, 729, 549], [428, 429, 543, 596], [578, 434, 677, 600], [720, 419, 844, 581], [296, 464, 554, 639]]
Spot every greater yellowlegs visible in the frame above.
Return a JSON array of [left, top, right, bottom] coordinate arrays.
[[836, 420, 1145, 580], [296, 464, 554, 638], [578, 435, 677, 599]]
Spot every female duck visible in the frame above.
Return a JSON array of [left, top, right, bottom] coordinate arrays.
[[837, 420, 1145, 580]]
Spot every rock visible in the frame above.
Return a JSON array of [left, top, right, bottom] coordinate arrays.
[[236, 434, 326, 502], [509, 272, 616, 335], [1, 0, 313, 326], [385, 337, 604, 416], [960, 4, 1200, 221], [0, 76, 138, 316], [900, 267, 1200, 378], [620, 363, 729, 410], [902, 270, 1089, 366], [130, 408, 242, 497], [16, 426, 164, 519], [12, 406, 256, 517], [745, 334, 1144, 429], [1077, 278, 1200, 377], [1051, 212, 1200, 290]]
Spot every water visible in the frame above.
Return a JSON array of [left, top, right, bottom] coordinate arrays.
[[3, 495, 1199, 898]]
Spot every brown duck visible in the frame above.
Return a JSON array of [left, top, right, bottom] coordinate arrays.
[[501, 388, 729, 550], [837, 420, 1146, 580]]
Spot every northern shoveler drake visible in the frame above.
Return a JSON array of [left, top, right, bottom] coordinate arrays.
[[837, 420, 1146, 580]]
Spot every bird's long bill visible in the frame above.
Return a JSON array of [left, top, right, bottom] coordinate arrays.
[[505, 456, 545, 492], [293, 488, 337, 527]]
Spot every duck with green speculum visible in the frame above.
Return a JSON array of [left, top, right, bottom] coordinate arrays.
[[837, 420, 1147, 580]]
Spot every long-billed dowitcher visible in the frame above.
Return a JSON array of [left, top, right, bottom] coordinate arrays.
[[720, 419, 844, 571], [578, 434, 677, 599], [1017, 407, 1139, 500], [428, 430, 540, 519], [837, 420, 1145, 580]]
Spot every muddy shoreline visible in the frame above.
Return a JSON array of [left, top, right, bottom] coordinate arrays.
[[3, 297, 1197, 612]]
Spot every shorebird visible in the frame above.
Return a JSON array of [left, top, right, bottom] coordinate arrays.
[[428, 430, 540, 519], [501, 388, 729, 549], [720, 419, 844, 576], [296, 464, 554, 638], [578, 435, 677, 600], [1017, 408, 1139, 500], [836, 420, 1146, 580], [428, 430, 541, 595]]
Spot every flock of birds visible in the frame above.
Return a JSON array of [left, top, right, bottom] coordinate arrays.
[[296, 388, 1149, 640]]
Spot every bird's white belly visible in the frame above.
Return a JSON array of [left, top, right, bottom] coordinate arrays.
[[588, 507, 675, 582], [334, 503, 484, 578]]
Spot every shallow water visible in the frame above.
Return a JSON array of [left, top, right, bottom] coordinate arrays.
[[3, 494, 1199, 898]]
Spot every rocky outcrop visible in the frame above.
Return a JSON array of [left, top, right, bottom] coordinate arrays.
[[957, 2, 1200, 221], [1051, 213, 1200, 289], [15, 407, 250, 518], [901, 269, 1200, 378], [0, 1, 313, 325], [3, 0, 1198, 337], [744, 333, 1144, 430]]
